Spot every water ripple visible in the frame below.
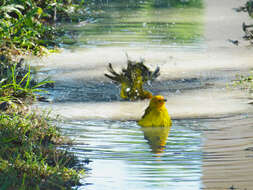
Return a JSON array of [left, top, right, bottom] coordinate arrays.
[[61, 119, 203, 190]]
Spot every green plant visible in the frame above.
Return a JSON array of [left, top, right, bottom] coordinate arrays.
[[0, 0, 86, 58], [0, 63, 54, 103], [231, 72, 253, 94], [0, 1, 87, 189], [0, 111, 82, 190]]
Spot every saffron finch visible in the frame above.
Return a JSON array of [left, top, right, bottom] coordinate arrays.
[[138, 95, 172, 127], [104, 58, 159, 100]]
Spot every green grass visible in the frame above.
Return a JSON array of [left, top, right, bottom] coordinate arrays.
[[0, 1, 88, 188], [0, 58, 54, 106], [0, 61, 83, 190], [0, 111, 83, 190]]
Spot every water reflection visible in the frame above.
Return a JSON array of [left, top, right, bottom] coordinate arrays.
[[63, 0, 203, 49], [141, 126, 171, 154], [60, 119, 203, 190], [84, 0, 203, 8]]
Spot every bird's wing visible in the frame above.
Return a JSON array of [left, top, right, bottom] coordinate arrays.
[[141, 106, 152, 119], [135, 62, 160, 82]]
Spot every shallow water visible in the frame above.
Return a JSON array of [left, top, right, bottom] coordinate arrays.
[[58, 114, 253, 190], [62, 0, 203, 49], [34, 0, 253, 189], [61, 119, 203, 190], [202, 114, 253, 190]]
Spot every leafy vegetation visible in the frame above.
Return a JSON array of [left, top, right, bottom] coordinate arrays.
[[0, 0, 87, 59], [0, 57, 54, 107], [0, 63, 83, 189], [231, 73, 253, 95], [0, 1, 88, 189], [236, 0, 253, 16], [0, 111, 83, 190]]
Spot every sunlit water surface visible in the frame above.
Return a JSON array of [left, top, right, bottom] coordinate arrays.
[[62, 0, 203, 49], [57, 114, 253, 190], [60, 119, 203, 190]]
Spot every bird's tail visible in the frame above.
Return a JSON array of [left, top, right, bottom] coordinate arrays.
[[104, 63, 121, 83]]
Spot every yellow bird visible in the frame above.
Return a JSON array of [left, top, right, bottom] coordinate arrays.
[[138, 95, 172, 127], [104, 59, 159, 100]]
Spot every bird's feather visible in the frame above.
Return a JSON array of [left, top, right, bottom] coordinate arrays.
[[141, 106, 151, 119]]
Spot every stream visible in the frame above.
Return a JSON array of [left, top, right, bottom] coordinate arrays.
[[33, 0, 253, 189]]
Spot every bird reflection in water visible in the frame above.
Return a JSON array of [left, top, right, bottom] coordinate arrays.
[[141, 126, 171, 154]]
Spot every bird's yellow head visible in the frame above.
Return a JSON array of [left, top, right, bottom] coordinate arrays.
[[149, 95, 167, 108]]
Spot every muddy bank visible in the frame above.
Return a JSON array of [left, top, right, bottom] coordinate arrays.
[[202, 114, 253, 190], [202, 0, 253, 189]]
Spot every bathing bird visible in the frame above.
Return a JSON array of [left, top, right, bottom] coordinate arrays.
[[138, 95, 172, 127], [104, 59, 159, 100]]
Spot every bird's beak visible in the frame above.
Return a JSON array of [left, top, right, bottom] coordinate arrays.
[[164, 99, 167, 102]]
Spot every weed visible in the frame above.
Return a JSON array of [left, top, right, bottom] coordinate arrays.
[[0, 59, 54, 111], [231, 72, 253, 94], [0, 60, 82, 189], [0, 111, 83, 190], [0, 0, 86, 59], [0, 1, 87, 189]]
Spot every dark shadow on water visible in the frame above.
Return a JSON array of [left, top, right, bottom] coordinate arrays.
[[46, 81, 120, 103], [44, 76, 217, 103]]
